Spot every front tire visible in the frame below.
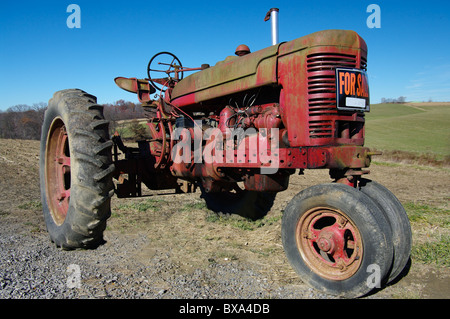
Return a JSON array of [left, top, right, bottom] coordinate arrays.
[[40, 89, 115, 249], [282, 183, 393, 298], [358, 179, 412, 283]]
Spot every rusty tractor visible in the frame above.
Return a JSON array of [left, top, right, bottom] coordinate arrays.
[[40, 10, 411, 298]]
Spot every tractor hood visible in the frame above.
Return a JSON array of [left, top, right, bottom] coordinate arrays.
[[170, 29, 367, 108]]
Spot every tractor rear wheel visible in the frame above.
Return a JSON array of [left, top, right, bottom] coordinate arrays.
[[40, 89, 115, 249], [282, 183, 394, 298]]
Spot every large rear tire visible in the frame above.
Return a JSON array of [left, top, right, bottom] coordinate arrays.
[[282, 183, 394, 298], [40, 89, 115, 249]]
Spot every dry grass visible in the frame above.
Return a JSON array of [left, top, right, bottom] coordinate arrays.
[[372, 149, 450, 167]]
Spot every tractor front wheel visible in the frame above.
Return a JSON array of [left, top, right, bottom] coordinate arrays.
[[40, 89, 115, 249], [358, 179, 412, 283], [282, 183, 394, 298]]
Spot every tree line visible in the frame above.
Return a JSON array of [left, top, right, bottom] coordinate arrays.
[[0, 100, 145, 140], [0, 103, 47, 140], [380, 96, 407, 104]]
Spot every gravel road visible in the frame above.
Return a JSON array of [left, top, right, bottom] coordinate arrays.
[[0, 214, 329, 299]]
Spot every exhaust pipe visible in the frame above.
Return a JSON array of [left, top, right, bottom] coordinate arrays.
[[264, 8, 279, 45]]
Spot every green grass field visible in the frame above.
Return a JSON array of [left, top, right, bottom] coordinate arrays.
[[365, 103, 450, 160]]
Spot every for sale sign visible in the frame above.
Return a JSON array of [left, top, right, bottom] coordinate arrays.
[[336, 68, 370, 112]]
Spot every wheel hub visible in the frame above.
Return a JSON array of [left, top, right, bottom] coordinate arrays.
[[296, 207, 363, 280], [317, 231, 335, 254]]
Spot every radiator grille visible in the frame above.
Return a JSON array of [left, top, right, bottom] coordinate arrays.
[[306, 53, 358, 139]]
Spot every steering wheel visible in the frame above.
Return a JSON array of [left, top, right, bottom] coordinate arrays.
[[147, 52, 183, 92]]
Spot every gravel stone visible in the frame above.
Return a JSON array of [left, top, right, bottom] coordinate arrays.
[[0, 219, 335, 299]]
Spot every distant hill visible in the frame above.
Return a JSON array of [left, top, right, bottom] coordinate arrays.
[[365, 103, 450, 163]]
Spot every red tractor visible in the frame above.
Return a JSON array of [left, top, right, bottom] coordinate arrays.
[[40, 11, 411, 297]]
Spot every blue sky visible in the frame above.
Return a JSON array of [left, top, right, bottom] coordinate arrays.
[[1, 0, 449, 110]]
